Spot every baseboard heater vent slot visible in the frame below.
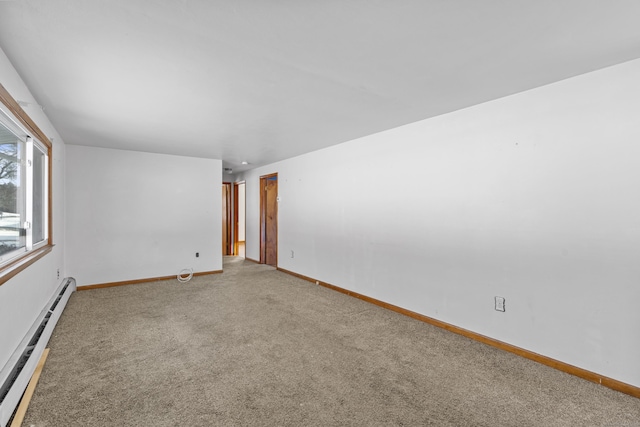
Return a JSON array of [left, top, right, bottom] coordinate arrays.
[[1, 310, 54, 401], [27, 313, 51, 348], [0, 345, 34, 405], [0, 277, 76, 427], [48, 281, 69, 313]]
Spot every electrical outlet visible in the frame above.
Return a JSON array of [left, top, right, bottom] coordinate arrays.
[[57, 268, 60, 279], [495, 296, 505, 312], [195, 252, 199, 258], [290, 250, 294, 258]]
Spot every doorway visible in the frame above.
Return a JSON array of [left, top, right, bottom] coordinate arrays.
[[233, 181, 246, 258], [222, 182, 232, 255], [260, 173, 278, 266]]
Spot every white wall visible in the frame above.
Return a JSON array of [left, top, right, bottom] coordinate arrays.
[[237, 183, 246, 242], [237, 58, 640, 388], [65, 145, 222, 286], [0, 48, 66, 372]]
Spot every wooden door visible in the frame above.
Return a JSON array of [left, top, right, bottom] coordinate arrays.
[[260, 174, 278, 266]]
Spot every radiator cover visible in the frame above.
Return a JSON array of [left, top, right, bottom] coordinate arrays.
[[0, 277, 75, 427]]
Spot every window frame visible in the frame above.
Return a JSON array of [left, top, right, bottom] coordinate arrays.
[[0, 83, 53, 286]]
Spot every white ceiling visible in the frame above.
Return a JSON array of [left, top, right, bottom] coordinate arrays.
[[1, 1, 640, 173]]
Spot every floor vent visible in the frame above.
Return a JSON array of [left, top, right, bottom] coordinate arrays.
[[0, 277, 76, 427]]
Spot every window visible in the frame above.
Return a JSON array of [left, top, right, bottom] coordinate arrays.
[[0, 125, 26, 257], [0, 84, 52, 282]]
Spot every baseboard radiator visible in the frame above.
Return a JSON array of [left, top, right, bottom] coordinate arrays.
[[0, 277, 76, 427]]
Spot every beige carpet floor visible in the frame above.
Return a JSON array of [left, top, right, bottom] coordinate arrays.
[[21, 257, 640, 426]]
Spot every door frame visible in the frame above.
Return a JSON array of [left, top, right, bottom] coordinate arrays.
[[259, 173, 278, 265], [232, 181, 245, 256]]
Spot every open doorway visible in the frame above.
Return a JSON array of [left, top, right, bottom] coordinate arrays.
[[233, 181, 246, 258], [260, 173, 278, 266], [222, 182, 232, 256]]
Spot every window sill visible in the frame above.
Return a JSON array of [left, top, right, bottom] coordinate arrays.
[[0, 245, 54, 286]]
